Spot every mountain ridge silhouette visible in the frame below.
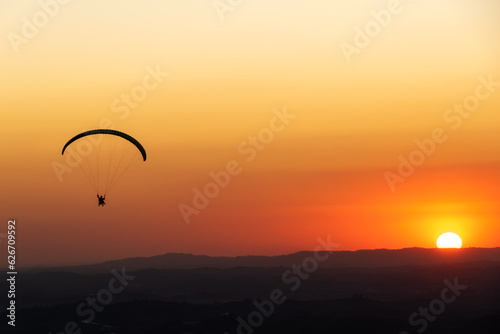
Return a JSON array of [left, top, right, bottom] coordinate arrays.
[[25, 247, 500, 273]]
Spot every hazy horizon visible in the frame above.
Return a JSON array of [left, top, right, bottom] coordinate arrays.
[[11, 245, 500, 269]]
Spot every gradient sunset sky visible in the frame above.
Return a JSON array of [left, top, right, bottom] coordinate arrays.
[[1, 0, 499, 267]]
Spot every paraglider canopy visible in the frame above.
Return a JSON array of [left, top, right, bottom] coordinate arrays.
[[62, 129, 146, 161]]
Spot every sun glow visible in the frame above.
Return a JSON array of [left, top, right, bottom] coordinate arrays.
[[436, 232, 462, 249]]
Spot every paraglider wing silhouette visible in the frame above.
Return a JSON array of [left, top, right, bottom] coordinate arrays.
[[62, 129, 147, 161]]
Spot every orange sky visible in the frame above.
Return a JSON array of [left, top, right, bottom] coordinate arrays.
[[1, 0, 499, 267]]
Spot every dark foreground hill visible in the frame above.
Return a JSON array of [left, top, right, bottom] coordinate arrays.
[[4, 298, 500, 334], [2, 248, 500, 333], [2, 261, 500, 333]]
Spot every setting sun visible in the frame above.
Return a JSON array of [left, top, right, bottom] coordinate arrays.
[[436, 232, 463, 249]]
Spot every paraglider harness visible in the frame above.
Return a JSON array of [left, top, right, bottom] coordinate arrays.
[[97, 195, 106, 206]]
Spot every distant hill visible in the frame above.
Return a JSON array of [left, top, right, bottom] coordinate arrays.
[[29, 247, 500, 273]]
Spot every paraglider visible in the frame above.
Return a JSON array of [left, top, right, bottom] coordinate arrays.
[[62, 129, 147, 206], [97, 195, 106, 207]]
